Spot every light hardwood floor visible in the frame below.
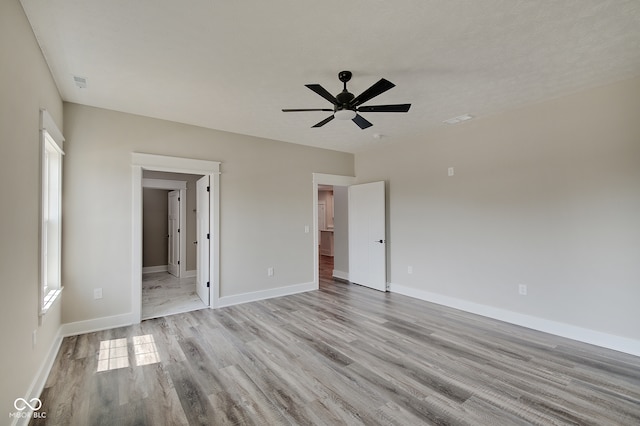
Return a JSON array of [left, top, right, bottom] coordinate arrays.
[[142, 272, 207, 320], [319, 255, 334, 281], [33, 279, 640, 425]]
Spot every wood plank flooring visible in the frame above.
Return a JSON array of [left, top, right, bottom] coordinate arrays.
[[142, 272, 206, 320], [319, 255, 334, 280], [33, 279, 640, 425]]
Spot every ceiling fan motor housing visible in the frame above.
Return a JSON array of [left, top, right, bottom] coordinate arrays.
[[336, 91, 355, 110]]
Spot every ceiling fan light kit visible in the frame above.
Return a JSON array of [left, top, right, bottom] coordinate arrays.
[[334, 109, 357, 120], [282, 70, 411, 129]]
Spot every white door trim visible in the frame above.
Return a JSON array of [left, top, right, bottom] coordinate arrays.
[[142, 178, 187, 190], [312, 173, 356, 289], [132, 153, 221, 323]]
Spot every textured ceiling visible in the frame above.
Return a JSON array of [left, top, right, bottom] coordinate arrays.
[[20, 0, 640, 153]]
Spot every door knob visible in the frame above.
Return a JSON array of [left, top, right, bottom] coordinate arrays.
[[375, 239, 385, 243]]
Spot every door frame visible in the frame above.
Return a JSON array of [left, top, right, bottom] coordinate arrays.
[[132, 153, 221, 323], [312, 173, 355, 289], [142, 178, 187, 277]]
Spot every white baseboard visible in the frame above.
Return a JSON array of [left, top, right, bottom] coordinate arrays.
[[60, 312, 135, 337], [12, 329, 63, 426], [332, 270, 349, 281], [218, 282, 316, 308], [390, 283, 640, 357], [183, 270, 197, 278], [142, 265, 167, 274]]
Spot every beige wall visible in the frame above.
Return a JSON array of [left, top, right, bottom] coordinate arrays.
[[142, 188, 169, 267], [62, 103, 354, 323], [355, 76, 640, 340], [0, 0, 64, 415]]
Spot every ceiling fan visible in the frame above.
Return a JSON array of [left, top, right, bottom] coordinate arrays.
[[282, 71, 411, 129]]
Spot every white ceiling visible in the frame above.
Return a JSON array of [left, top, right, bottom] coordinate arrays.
[[20, 0, 640, 153]]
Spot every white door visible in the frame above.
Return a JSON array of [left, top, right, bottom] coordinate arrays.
[[167, 191, 180, 277], [348, 181, 387, 291], [196, 176, 210, 305]]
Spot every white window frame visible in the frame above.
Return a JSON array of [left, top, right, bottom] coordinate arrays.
[[40, 110, 64, 316]]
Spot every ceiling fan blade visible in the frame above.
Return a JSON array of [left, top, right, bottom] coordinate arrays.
[[282, 108, 334, 112], [305, 84, 338, 105], [357, 104, 411, 113], [312, 115, 335, 128], [350, 78, 395, 107], [352, 114, 373, 129]]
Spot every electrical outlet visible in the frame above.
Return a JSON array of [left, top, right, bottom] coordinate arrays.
[[267, 267, 274, 277], [94, 288, 103, 299], [304, 225, 310, 234], [448, 167, 455, 176], [408, 266, 413, 274], [518, 284, 527, 296]]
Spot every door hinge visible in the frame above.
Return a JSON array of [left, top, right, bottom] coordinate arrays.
[[178, 228, 180, 233], [207, 186, 210, 192], [207, 233, 210, 239], [178, 197, 180, 201], [207, 281, 210, 288], [178, 261, 180, 265]]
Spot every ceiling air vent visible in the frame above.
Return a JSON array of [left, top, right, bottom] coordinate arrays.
[[73, 75, 88, 89], [443, 114, 473, 125]]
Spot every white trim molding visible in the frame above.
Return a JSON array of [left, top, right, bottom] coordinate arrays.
[[40, 108, 64, 147], [12, 328, 63, 426], [132, 152, 221, 176], [142, 178, 187, 190], [142, 265, 168, 274], [390, 283, 640, 357], [332, 270, 349, 281], [218, 282, 316, 308], [60, 313, 136, 337]]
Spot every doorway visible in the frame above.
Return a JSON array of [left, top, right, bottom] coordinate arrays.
[[141, 172, 205, 319], [132, 153, 221, 324], [312, 173, 388, 292], [312, 174, 355, 287]]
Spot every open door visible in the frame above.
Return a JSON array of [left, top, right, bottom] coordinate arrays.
[[196, 176, 210, 306], [348, 181, 387, 291], [167, 191, 180, 277]]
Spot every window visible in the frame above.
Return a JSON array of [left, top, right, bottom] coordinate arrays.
[[40, 110, 64, 315]]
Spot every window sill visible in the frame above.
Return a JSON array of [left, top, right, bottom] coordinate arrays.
[[41, 287, 63, 316]]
